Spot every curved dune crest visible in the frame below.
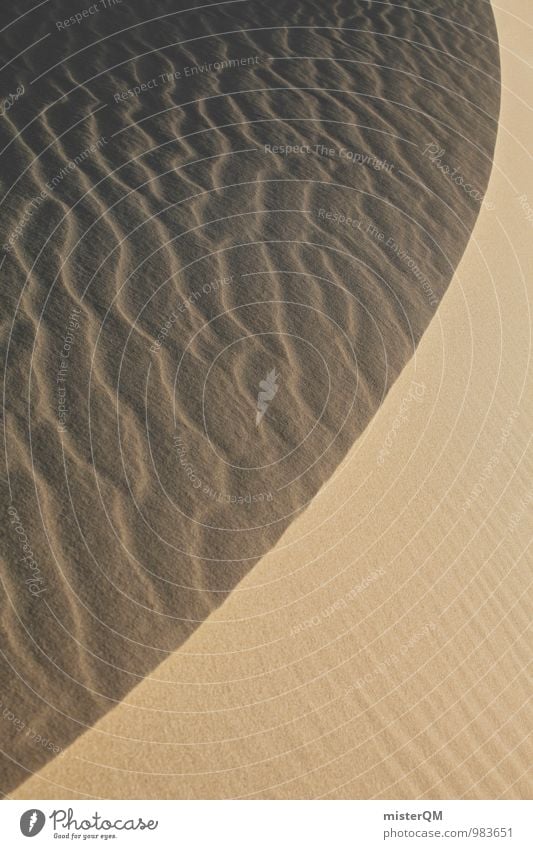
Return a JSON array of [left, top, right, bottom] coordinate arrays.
[[1, 0, 501, 793]]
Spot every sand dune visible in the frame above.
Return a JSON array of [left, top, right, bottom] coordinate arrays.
[[13, 0, 531, 800], [0, 0, 515, 797]]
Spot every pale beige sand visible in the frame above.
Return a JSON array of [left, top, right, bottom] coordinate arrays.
[[1, 0, 501, 793], [13, 0, 532, 800]]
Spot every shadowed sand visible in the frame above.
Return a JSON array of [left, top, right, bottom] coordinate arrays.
[[1, 1, 501, 793], [13, 0, 532, 798]]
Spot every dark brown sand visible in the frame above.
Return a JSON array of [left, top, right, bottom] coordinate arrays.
[[1, 0, 499, 794]]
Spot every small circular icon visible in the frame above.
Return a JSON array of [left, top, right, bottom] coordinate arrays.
[[20, 810, 46, 837]]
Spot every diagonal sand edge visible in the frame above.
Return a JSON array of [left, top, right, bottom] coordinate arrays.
[[12, 0, 532, 800]]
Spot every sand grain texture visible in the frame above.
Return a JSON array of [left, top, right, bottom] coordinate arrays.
[[2, 0, 529, 799]]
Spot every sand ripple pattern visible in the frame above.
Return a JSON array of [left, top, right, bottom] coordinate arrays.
[[0, 0, 499, 792]]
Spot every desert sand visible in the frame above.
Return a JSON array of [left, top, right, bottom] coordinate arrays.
[[2, 0, 531, 799]]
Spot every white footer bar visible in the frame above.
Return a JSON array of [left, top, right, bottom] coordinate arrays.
[[3, 800, 531, 848]]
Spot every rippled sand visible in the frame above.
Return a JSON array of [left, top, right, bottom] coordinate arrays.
[[1, 0, 501, 793]]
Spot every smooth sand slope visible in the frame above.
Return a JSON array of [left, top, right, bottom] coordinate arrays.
[[1, 0, 502, 793], [12, 1, 532, 800]]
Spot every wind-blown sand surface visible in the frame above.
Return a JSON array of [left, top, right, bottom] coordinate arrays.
[[2, 0, 527, 798], [13, 0, 531, 800]]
